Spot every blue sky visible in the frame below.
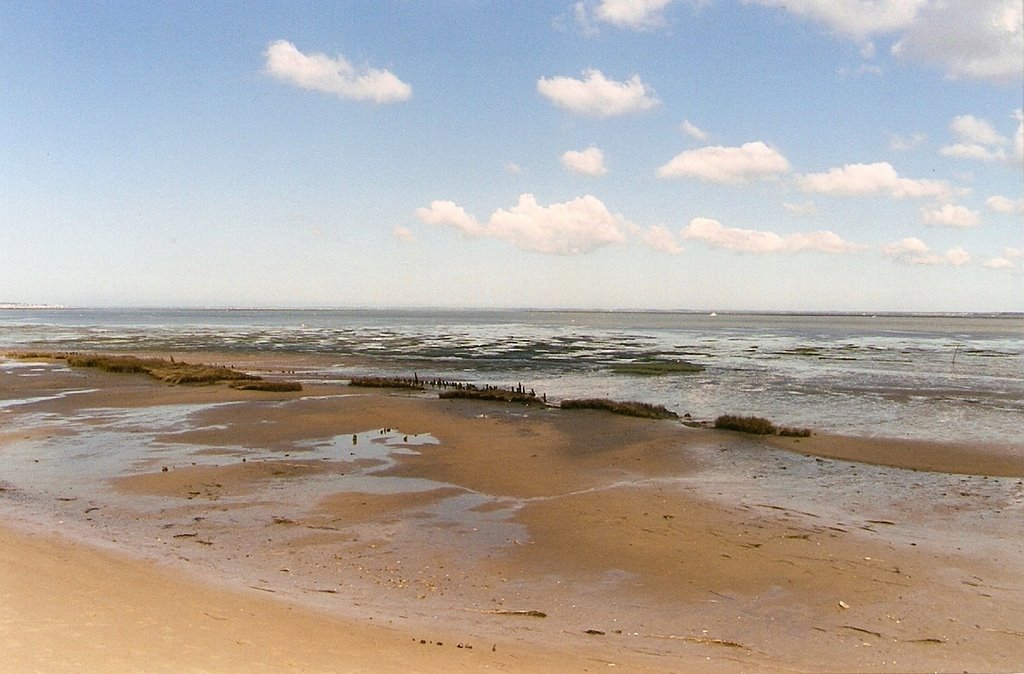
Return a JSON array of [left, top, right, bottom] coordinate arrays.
[[1, 1, 1021, 311]]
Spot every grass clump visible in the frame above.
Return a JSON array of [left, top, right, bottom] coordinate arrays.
[[714, 415, 778, 435], [561, 398, 678, 420], [714, 414, 810, 437], [610, 360, 704, 375], [22, 351, 301, 391]]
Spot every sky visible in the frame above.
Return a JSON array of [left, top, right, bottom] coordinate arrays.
[[1, 1, 1022, 312]]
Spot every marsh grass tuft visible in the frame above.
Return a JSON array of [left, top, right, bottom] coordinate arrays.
[[349, 376, 425, 390], [439, 386, 546, 406], [714, 414, 810, 437], [228, 380, 304, 392], [12, 352, 301, 391], [561, 398, 678, 420]]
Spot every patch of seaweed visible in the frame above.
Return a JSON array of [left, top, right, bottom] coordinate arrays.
[[561, 398, 678, 420], [610, 360, 704, 375]]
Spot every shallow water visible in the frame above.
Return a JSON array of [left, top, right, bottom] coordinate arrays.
[[2, 308, 1022, 444]]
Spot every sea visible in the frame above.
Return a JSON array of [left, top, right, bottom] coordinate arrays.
[[1, 307, 1022, 445]]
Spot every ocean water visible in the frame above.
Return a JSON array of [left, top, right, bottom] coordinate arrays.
[[1, 308, 1021, 445]]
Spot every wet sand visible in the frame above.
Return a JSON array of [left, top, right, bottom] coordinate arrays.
[[2, 356, 1023, 672]]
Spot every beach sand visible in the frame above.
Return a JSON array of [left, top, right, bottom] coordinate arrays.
[[2, 356, 1023, 672]]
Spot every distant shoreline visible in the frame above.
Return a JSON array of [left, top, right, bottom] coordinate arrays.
[[3, 305, 1022, 319]]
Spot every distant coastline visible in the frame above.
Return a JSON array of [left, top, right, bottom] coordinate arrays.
[[0, 303, 66, 310], [1, 304, 1021, 319]]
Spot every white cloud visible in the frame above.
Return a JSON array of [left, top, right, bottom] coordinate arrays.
[[783, 201, 820, 217], [263, 40, 411, 104], [680, 217, 861, 254], [503, 161, 523, 175], [950, 114, 1008, 146], [392, 225, 415, 242], [584, 0, 674, 29], [799, 161, 952, 200], [985, 247, 1024, 269], [746, 0, 927, 39], [1015, 109, 1024, 160], [537, 69, 660, 117], [882, 237, 934, 264], [986, 195, 1024, 214], [642, 224, 685, 254], [919, 204, 981, 228], [882, 238, 973, 266], [888, 132, 926, 151], [750, 0, 1023, 84], [940, 143, 1007, 162], [416, 194, 632, 255], [414, 200, 481, 236], [681, 119, 710, 141], [983, 257, 1014, 269], [891, 0, 1024, 84], [945, 247, 972, 267], [941, 114, 1012, 162], [657, 142, 791, 184], [561, 147, 609, 176]]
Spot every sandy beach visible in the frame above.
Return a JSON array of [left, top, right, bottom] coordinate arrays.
[[2, 355, 1023, 672]]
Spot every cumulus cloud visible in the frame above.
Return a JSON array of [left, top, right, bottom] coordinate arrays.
[[987, 246, 1024, 268], [986, 195, 1024, 214], [415, 194, 632, 255], [783, 201, 820, 217], [681, 119, 710, 141], [641, 224, 684, 254], [1015, 109, 1024, 160], [657, 142, 791, 184], [680, 217, 862, 254], [940, 144, 1007, 162], [882, 237, 972, 266], [263, 40, 411, 103], [950, 114, 1008, 146], [892, 0, 1023, 84], [940, 114, 1012, 162], [392, 225, 415, 242], [576, 0, 675, 30], [561, 147, 609, 176], [919, 204, 981, 227], [882, 237, 936, 264], [746, 0, 926, 39], [983, 256, 1015, 269], [889, 132, 926, 151], [537, 69, 660, 117], [798, 162, 953, 200], [750, 0, 1023, 84], [945, 246, 972, 267]]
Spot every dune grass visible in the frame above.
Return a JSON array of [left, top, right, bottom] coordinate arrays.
[[561, 398, 678, 420]]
